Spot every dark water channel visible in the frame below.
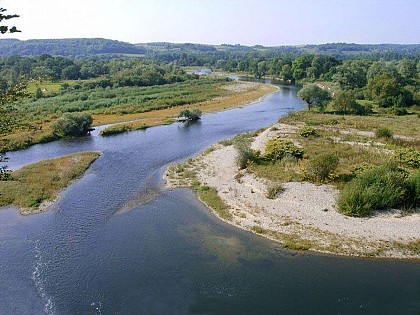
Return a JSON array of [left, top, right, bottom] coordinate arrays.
[[1, 81, 419, 314]]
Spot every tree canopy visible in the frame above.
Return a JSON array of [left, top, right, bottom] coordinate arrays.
[[297, 84, 331, 111], [51, 113, 93, 137]]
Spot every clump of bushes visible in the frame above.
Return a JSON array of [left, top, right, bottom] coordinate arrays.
[[264, 139, 303, 162], [51, 112, 93, 137], [338, 163, 419, 217], [299, 126, 318, 138], [305, 153, 339, 182], [375, 127, 393, 139], [394, 147, 420, 169]]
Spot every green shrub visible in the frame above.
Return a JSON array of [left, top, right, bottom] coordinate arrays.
[[51, 112, 93, 137], [338, 163, 415, 217], [305, 153, 339, 182], [178, 108, 202, 121], [394, 147, 420, 169], [266, 182, 285, 199], [233, 134, 258, 169], [406, 172, 420, 207], [375, 127, 393, 139], [392, 107, 408, 116], [299, 126, 318, 138], [351, 163, 375, 176], [193, 184, 232, 220], [264, 139, 303, 162]]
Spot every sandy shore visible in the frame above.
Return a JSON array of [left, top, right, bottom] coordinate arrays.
[[165, 123, 420, 259]]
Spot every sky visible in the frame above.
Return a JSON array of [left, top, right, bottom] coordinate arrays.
[[1, 0, 419, 45]]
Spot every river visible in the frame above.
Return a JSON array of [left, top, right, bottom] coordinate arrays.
[[1, 81, 419, 314]]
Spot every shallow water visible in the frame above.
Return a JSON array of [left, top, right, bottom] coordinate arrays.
[[1, 82, 419, 314]]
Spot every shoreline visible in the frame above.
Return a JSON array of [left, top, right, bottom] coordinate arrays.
[[164, 123, 420, 259]]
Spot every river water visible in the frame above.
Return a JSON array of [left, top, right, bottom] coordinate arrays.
[[1, 82, 419, 314]]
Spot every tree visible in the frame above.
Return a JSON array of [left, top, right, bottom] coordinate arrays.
[[331, 90, 368, 115], [51, 113, 93, 137], [291, 55, 313, 81], [0, 8, 20, 34], [366, 74, 413, 108], [332, 59, 371, 90], [297, 84, 331, 111], [178, 109, 202, 122]]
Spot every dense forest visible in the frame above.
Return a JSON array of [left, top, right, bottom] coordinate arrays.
[[0, 38, 146, 58], [1, 38, 419, 60]]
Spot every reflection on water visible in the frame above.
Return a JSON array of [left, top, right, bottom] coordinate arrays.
[[1, 83, 419, 314]]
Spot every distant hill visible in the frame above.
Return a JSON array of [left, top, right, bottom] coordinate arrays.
[[1, 39, 418, 60], [0, 38, 146, 57], [137, 42, 420, 59]]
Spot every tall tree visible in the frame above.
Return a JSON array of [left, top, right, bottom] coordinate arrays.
[[297, 84, 331, 111]]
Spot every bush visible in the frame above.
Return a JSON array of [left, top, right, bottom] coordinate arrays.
[[338, 163, 416, 217], [394, 147, 420, 169], [264, 139, 303, 162], [234, 135, 258, 169], [178, 108, 202, 121], [406, 172, 420, 207], [51, 112, 93, 137], [305, 153, 339, 182], [266, 182, 284, 199], [299, 126, 318, 138], [392, 107, 408, 116], [375, 127, 393, 139]]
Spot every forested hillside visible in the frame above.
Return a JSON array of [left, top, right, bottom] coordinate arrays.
[[0, 38, 146, 57]]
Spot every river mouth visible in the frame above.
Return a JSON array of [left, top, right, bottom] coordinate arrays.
[[1, 80, 419, 314]]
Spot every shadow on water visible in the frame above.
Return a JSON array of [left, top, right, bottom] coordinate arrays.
[[1, 80, 419, 314]]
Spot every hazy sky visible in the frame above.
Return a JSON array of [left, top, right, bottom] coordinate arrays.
[[1, 0, 419, 45]]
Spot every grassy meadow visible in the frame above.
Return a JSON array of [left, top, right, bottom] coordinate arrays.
[[1, 77, 275, 151], [0, 151, 99, 214]]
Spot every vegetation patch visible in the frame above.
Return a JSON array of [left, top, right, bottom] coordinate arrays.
[[299, 126, 318, 138], [264, 139, 303, 161], [0, 151, 99, 213], [100, 123, 150, 136], [375, 127, 393, 139], [338, 163, 419, 217], [266, 182, 285, 199], [305, 153, 339, 182], [191, 180, 232, 221]]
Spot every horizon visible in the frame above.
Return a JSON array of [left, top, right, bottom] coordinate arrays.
[[1, 37, 419, 47], [1, 0, 419, 46]]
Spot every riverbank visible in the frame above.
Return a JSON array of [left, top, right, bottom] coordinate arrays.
[[0, 151, 99, 215], [165, 121, 420, 259]]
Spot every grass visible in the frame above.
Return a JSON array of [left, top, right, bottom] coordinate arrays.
[[191, 180, 232, 221], [280, 109, 420, 138], [2, 78, 275, 150], [100, 123, 151, 136], [0, 151, 99, 213]]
